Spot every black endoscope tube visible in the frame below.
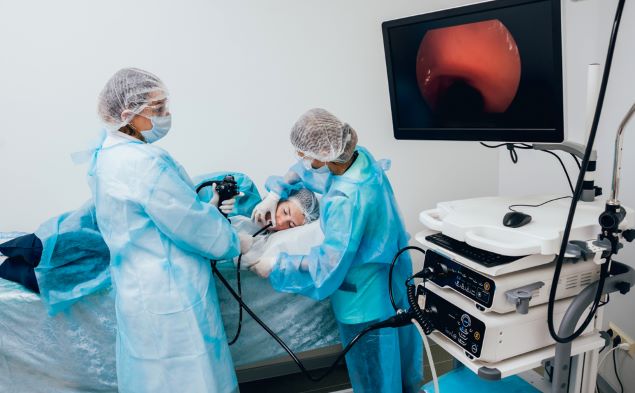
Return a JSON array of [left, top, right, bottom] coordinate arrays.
[[389, 246, 426, 312], [228, 223, 272, 346], [547, 0, 626, 344], [211, 260, 382, 382]]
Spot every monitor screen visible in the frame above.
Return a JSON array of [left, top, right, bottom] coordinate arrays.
[[382, 0, 564, 142]]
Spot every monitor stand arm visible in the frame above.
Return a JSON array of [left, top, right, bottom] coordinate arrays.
[[531, 142, 598, 202]]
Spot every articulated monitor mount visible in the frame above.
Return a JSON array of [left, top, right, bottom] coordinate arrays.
[[532, 142, 599, 202]]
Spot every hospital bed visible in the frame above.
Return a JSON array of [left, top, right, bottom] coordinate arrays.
[[0, 230, 341, 393]]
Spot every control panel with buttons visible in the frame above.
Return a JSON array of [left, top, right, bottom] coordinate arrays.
[[424, 249, 496, 308], [424, 288, 486, 359]]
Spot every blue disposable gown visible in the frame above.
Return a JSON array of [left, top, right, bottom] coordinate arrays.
[[266, 146, 423, 392], [87, 132, 240, 393], [34, 201, 111, 314], [32, 172, 259, 316]]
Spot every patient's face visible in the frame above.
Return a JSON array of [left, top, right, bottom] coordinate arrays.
[[272, 200, 305, 231]]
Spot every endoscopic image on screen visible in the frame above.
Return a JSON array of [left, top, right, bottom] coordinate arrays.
[[387, 0, 560, 133]]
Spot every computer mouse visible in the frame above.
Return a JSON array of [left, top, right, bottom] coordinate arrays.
[[503, 211, 532, 228]]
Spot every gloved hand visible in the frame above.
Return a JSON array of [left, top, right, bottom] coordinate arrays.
[[210, 182, 243, 215], [250, 256, 276, 279], [238, 233, 254, 255], [251, 192, 280, 226]]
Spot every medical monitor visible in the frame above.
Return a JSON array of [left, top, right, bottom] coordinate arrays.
[[382, 0, 564, 142]]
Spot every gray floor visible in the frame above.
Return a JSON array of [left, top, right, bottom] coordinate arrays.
[[238, 342, 454, 392], [239, 365, 352, 393]]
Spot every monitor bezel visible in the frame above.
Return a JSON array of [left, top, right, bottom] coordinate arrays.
[[382, 0, 564, 142]]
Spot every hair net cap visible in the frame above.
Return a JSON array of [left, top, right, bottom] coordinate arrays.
[[288, 188, 320, 224], [97, 68, 168, 131], [290, 108, 358, 163]]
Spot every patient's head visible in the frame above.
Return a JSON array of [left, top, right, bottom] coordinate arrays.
[[272, 188, 320, 231]]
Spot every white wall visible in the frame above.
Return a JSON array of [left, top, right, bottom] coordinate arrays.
[[4, 0, 631, 388], [0, 0, 499, 237], [498, 1, 635, 391]]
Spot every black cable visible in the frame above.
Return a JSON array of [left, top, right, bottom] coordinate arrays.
[[570, 153, 582, 169], [479, 142, 532, 150], [547, 0, 625, 344], [215, 240, 430, 381], [480, 142, 508, 148], [613, 350, 624, 393], [227, 253, 243, 345], [226, 222, 272, 346], [508, 196, 572, 213], [211, 260, 388, 382], [509, 146, 519, 164], [537, 150, 575, 195], [598, 293, 610, 308], [389, 246, 426, 312], [479, 142, 531, 165], [481, 142, 576, 194], [544, 364, 553, 381]]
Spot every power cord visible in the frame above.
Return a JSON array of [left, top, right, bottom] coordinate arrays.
[[479, 142, 531, 164], [479, 142, 575, 194], [508, 196, 572, 213], [570, 153, 582, 169], [598, 335, 627, 393], [535, 149, 575, 194], [612, 350, 624, 393]]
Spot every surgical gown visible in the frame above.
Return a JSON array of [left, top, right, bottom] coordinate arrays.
[[266, 146, 423, 393], [30, 172, 258, 316], [88, 132, 240, 393]]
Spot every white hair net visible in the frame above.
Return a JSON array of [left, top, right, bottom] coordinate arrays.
[[290, 108, 358, 163], [288, 188, 320, 224], [97, 68, 168, 131]]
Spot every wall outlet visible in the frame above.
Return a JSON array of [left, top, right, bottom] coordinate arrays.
[[609, 322, 635, 358]]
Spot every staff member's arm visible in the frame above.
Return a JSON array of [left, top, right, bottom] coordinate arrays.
[[143, 156, 241, 261]]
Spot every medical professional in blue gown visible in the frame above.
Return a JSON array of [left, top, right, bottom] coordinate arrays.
[[0, 170, 263, 315], [250, 108, 423, 393], [87, 68, 250, 393]]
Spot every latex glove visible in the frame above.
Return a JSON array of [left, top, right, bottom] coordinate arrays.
[[251, 192, 280, 226], [250, 256, 276, 279], [210, 182, 243, 215], [219, 193, 243, 215], [283, 170, 301, 184], [238, 232, 254, 255]]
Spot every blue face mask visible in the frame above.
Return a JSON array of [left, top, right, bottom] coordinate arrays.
[[141, 115, 172, 144]]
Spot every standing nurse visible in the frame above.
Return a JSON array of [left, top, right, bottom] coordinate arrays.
[[89, 68, 246, 393], [251, 108, 423, 392]]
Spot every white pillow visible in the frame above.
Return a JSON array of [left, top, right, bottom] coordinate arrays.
[[240, 221, 324, 268]]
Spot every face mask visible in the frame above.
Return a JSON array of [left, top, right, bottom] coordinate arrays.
[[141, 115, 172, 144], [301, 158, 313, 171], [300, 156, 330, 174]]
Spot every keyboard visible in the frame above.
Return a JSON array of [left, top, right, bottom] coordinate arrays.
[[425, 233, 525, 267]]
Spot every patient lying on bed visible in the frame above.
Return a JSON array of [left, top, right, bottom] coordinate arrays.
[[0, 187, 333, 393], [230, 188, 321, 268], [0, 183, 321, 313]]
